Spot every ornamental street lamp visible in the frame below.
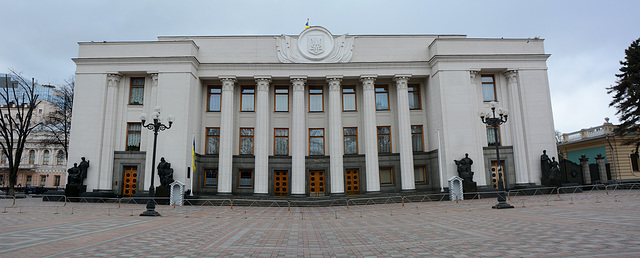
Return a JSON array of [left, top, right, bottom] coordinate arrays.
[[139, 106, 175, 216], [479, 102, 514, 209]]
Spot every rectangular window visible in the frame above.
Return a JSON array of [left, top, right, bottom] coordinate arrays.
[[126, 123, 142, 151], [240, 128, 254, 155], [26, 175, 32, 186], [239, 169, 253, 187], [54, 175, 61, 186], [487, 126, 501, 146], [56, 151, 64, 165], [414, 166, 427, 183], [380, 167, 393, 185], [40, 175, 46, 186], [482, 75, 496, 102], [343, 127, 358, 155], [241, 86, 255, 112], [0, 175, 3, 186], [43, 151, 50, 165], [342, 85, 357, 111], [375, 85, 389, 110], [208, 86, 221, 112], [631, 153, 639, 172], [377, 126, 391, 153], [1, 153, 6, 164], [309, 128, 325, 156], [309, 86, 324, 112], [274, 86, 289, 112], [408, 84, 421, 110], [411, 125, 424, 152], [129, 77, 145, 105], [206, 127, 220, 155], [205, 169, 218, 186], [28, 150, 35, 164], [274, 128, 289, 156]]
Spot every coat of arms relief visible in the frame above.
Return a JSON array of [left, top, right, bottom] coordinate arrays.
[[276, 26, 354, 63]]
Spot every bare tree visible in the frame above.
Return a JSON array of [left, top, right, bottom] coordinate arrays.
[[0, 71, 40, 196], [39, 76, 74, 160]]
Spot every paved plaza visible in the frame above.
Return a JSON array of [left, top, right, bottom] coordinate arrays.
[[1, 190, 640, 257]]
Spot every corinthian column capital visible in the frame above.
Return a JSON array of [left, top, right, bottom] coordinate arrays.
[[107, 74, 122, 87], [394, 74, 411, 90], [326, 76, 343, 91], [255, 76, 271, 92], [360, 75, 377, 91], [220, 76, 237, 91], [149, 73, 158, 88], [291, 76, 307, 92], [504, 70, 518, 85]]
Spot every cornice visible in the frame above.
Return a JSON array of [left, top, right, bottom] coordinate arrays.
[[73, 56, 201, 66]]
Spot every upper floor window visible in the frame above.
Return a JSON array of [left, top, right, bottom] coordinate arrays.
[[408, 84, 421, 110], [129, 77, 145, 105], [309, 86, 324, 112], [56, 150, 65, 165], [411, 125, 424, 152], [375, 85, 389, 110], [342, 85, 357, 111], [1, 153, 6, 164], [482, 75, 496, 102], [274, 86, 289, 112], [240, 128, 254, 155], [126, 123, 142, 151], [309, 128, 325, 155], [28, 150, 35, 164], [206, 127, 220, 155], [344, 127, 358, 155], [208, 86, 221, 112], [241, 86, 255, 112], [377, 126, 391, 153], [274, 128, 289, 156], [43, 150, 50, 165]]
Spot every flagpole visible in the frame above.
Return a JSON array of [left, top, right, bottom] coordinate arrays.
[[190, 133, 195, 196], [438, 128, 445, 192]]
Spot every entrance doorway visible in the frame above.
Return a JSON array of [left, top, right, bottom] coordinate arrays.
[[274, 170, 288, 196], [490, 160, 506, 190], [345, 169, 360, 195], [123, 166, 138, 197], [309, 170, 325, 196]]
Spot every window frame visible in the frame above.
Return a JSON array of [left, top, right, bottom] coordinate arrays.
[[238, 169, 253, 187], [240, 86, 255, 112], [481, 75, 497, 102], [408, 84, 422, 110], [0, 153, 6, 164], [487, 125, 501, 146], [129, 77, 145, 105], [56, 150, 65, 165], [274, 128, 289, 156], [380, 167, 393, 185], [205, 127, 220, 155], [26, 175, 32, 186], [28, 150, 35, 164], [309, 128, 325, 156], [377, 126, 392, 153], [126, 122, 142, 151], [375, 85, 389, 111], [54, 175, 61, 187], [414, 166, 427, 183], [207, 86, 222, 112], [43, 150, 50, 165], [631, 152, 639, 172], [308, 86, 324, 112], [204, 169, 218, 186], [40, 175, 46, 186], [343, 127, 358, 155], [274, 86, 289, 112], [342, 85, 357, 111], [411, 125, 424, 152], [239, 128, 254, 155]]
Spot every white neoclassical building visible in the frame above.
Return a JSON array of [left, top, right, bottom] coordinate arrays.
[[69, 26, 557, 197]]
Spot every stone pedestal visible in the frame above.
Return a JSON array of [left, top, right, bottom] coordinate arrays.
[[155, 187, 170, 205], [595, 154, 607, 183], [463, 182, 477, 192], [579, 154, 591, 185], [64, 184, 86, 197]]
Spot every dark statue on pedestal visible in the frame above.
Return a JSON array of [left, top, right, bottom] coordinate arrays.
[[454, 153, 477, 191], [65, 157, 90, 197], [540, 150, 561, 186], [155, 157, 174, 203]]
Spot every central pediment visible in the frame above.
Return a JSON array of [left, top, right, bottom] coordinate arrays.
[[276, 26, 355, 63]]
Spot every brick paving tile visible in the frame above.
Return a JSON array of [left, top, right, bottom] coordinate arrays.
[[1, 191, 640, 257]]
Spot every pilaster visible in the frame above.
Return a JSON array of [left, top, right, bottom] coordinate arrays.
[[394, 74, 415, 191], [290, 76, 307, 195], [504, 69, 530, 184], [327, 76, 344, 195], [218, 76, 236, 194], [98, 73, 121, 191], [360, 75, 380, 193]]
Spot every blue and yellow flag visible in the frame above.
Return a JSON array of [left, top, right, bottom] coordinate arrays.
[[192, 134, 196, 173], [305, 18, 310, 29]]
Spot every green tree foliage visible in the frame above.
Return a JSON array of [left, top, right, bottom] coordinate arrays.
[[608, 37, 640, 152]]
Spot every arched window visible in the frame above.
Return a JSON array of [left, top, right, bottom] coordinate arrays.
[[56, 150, 65, 165], [1, 153, 6, 164], [28, 150, 35, 164], [43, 150, 50, 165]]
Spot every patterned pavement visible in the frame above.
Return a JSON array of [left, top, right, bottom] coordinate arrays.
[[1, 190, 640, 257]]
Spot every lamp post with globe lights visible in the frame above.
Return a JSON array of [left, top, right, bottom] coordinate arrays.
[[139, 106, 175, 216], [479, 102, 514, 209]]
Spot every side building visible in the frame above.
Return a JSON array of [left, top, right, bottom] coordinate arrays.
[[69, 26, 557, 197]]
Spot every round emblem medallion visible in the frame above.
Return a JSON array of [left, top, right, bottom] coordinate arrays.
[[297, 27, 334, 61]]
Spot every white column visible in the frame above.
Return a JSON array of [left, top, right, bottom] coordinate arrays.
[[505, 70, 529, 184], [327, 76, 344, 195], [290, 76, 307, 195], [98, 73, 121, 190], [394, 75, 415, 191], [360, 75, 380, 193], [254, 76, 271, 194], [470, 70, 488, 187], [143, 73, 159, 191], [218, 76, 236, 194]]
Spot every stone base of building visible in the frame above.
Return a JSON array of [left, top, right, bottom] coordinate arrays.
[[64, 184, 86, 197], [463, 182, 477, 192]]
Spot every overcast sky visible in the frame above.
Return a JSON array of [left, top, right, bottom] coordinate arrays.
[[1, 0, 638, 134]]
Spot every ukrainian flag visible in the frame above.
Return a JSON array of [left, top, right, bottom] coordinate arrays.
[[192, 134, 196, 173], [305, 19, 310, 29]]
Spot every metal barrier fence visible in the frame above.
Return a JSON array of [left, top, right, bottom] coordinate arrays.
[[2, 183, 640, 219]]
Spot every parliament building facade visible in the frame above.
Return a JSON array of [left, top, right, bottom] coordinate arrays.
[[69, 27, 557, 197]]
